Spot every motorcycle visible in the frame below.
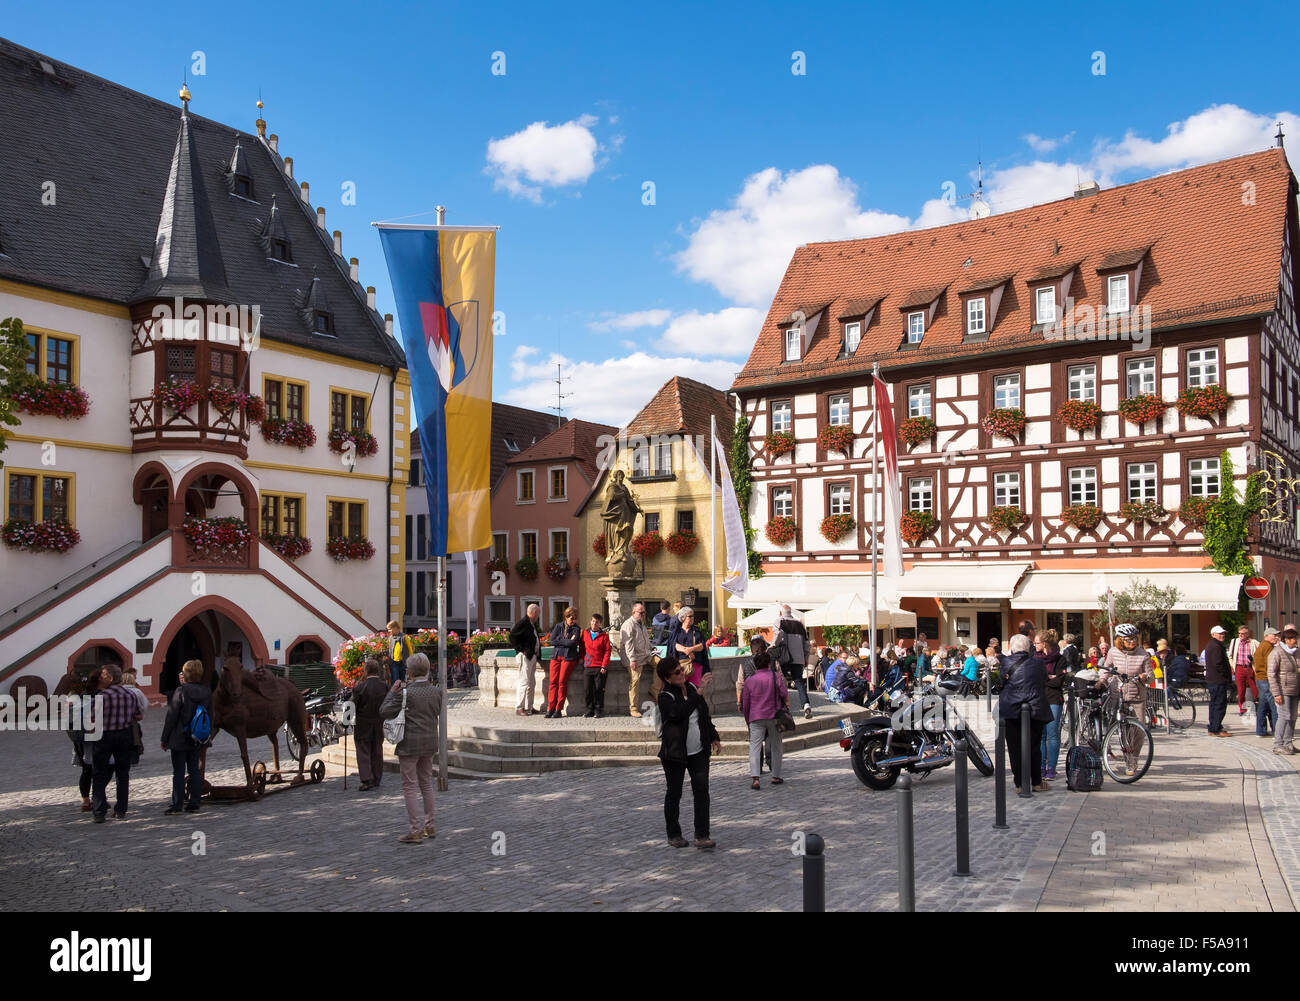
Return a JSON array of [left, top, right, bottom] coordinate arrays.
[[283, 686, 352, 760], [839, 682, 995, 790]]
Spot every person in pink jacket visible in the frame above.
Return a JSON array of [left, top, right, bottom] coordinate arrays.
[[581, 613, 612, 718], [742, 651, 788, 789]]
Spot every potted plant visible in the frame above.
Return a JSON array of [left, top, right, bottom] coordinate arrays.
[[819, 514, 856, 543], [989, 505, 1029, 535], [1118, 394, 1168, 426], [1055, 399, 1102, 434], [898, 416, 937, 448], [765, 430, 795, 457], [900, 510, 937, 545], [1119, 500, 1167, 525], [328, 427, 380, 457], [326, 536, 376, 562], [1, 518, 81, 553], [261, 417, 317, 449], [1176, 385, 1230, 420], [1061, 504, 1103, 531], [817, 424, 854, 456], [182, 515, 252, 559], [981, 408, 1027, 441], [591, 535, 607, 557], [12, 378, 91, 419], [666, 529, 699, 555], [1179, 495, 1215, 530], [263, 534, 312, 560], [544, 555, 570, 579], [765, 515, 797, 546], [485, 555, 509, 575], [632, 531, 664, 559], [515, 556, 539, 580], [154, 376, 205, 413]]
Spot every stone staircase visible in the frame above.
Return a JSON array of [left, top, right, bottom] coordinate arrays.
[[322, 703, 877, 779]]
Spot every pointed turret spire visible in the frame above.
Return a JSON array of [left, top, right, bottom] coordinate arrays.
[[130, 101, 233, 303]]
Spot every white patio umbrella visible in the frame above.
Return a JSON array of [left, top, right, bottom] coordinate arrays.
[[802, 593, 916, 629], [736, 605, 785, 629]]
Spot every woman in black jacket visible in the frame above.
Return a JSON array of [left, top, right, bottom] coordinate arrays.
[[998, 634, 1054, 792], [656, 657, 721, 849], [1037, 629, 1066, 782]]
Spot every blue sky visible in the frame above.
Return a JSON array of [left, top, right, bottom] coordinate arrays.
[[5, 0, 1300, 425]]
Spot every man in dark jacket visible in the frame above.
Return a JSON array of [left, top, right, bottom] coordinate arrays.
[[1204, 624, 1231, 736], [777, 605, 814, 719], [351, 658, 388, 790], [650, 601, 673, 645], [997, 635, 1052, 792], [160, 658, 212, 815], [509, 603, 543, 716]]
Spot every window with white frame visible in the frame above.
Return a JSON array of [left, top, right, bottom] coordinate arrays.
[[1188, 457, 1221, 497], [1186, 347, 1220, 388], [828, 483, 852, 516], [1126, 357, 1156, 397], [550, 529, 568, 559], [771, 400, 792, 434], [828, 393, 850, 426], [907, 311, 925, 343], [771, 485, 793, 519], [654, 440, 673, 474], [631, 444, 650, 478], [908, 384, 931, 418], [784, 327, 801, 361], [966, 296, 986, 335], [517, 470, 535, 501], [1126, 462, 1158, 502], [994, 373, 1021, 409], [521, 531, 538, 562], [1068, 467, 1097, 506], [909, 477, 933, 512], [1067, 364, 1097, 402], [487, 599, 513, 625], [491, 532, 507, 561], [1035, 286, 1056, 324], [1107, 274, 1130, 313], [842, 321, 861, 355], [994, 472, 1021, 507]]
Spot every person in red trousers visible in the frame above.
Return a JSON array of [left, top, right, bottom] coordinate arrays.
[[546, 607, 581, 718]]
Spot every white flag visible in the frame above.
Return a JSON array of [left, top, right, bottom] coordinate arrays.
[[714, 433, 749, 598], [465, 550, 477, 630]]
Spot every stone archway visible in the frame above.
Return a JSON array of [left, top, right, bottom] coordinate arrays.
[[132, 461, 172, 542], [148, 595, 270, 698]]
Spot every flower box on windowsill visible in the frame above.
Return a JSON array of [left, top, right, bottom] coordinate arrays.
[[515, 556, 539, 580], [898, 416, 937, 448], [632, 532, 664, 559], [263, 534, 312, 560], [591, 535, 607, 557], [1061, 504, 1103, 531], [13, 379, 91, 419], [765, 516, 796, 546], [327, 428, 380, 458], [154, 376, 205, 413], [261, 417, 318, 450], [1055, 399, 1102, 435], [2, 518, 81, 553], [817, 424, 854, 456], [981, 408, 1027, 441], [544, 555, 570, 580], [665, 529, 699, 555], [1178, 496, 1214, 530], [989, 506, 1029, 535], [208, 386, 265, 423], [326, 536, 376, 562], [485, 556, 510, 575], [1117, 394, 1168, 426], [182, 515, 252, 561], [900, 510, 937, 546], [1119, 500, 1167, 525], [1176, 385, 1230, 420], [819, 514, 856, 544], [765, 431, 795, 458]]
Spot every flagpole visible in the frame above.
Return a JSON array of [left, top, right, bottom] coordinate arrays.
[[711, 414, 718, 633], [434, 204, 450, 794], [870, 367, 879, 688]]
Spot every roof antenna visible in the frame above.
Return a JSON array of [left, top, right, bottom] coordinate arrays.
[[1277, 121, 1286, 149], [959, 155, 991, 219], [549, 362, 572, 430]]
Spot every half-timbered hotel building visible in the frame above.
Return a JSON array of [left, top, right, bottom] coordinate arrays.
[[732, 147, 1300, 652], [0, 40, 411, 697]]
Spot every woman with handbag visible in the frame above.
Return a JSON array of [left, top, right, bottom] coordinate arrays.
[[656, 657, 721, 849], [742, 651, 789, 789], [380, 653, 444, 844]]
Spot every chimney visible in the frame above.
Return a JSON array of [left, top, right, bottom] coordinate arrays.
[[366, 285, 376, 309], [255, 118, 266, 138], [283, 156, 293, 179], [349, 257, 359, 281], [268, 133, 279, 154], [1073, 180, 1101, 199], [300, 181, 310, 203], [316, 206, 326, 229], [384, 313, 394, 336], [333, 230, 343, 255]]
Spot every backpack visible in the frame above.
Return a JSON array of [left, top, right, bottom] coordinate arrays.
[[772, 627, 794, 669], [1065, 745, 1104, 792], [186, 701, 212, 745]]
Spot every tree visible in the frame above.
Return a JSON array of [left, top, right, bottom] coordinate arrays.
[[0, 316, 30, 465], [821, 624, 863, 650], [1093, 578, 1181, 644], [730, 414, 763, 580], [1202, 448, 1264, 576]]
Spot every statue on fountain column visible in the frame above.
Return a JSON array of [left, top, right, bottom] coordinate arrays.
[[601, 470, 642, 578]]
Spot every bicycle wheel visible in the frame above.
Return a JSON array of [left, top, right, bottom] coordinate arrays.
[[1101, 718, 1152, 783], [1083, 709, 1106, 752], [1060, 701, 1076, 750], [1165, 690, 1196, 730]]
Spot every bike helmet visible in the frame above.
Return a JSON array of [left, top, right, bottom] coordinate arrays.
[[1114, 623, 1139, 638]]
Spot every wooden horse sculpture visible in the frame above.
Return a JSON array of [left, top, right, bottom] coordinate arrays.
[[208, 655, 310, 790]]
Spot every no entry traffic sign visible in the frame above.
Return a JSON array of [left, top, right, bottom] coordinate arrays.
[[1245, 576, 1270, 600]]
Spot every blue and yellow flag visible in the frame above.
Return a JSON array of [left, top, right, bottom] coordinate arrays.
[[378, 225, 496, 555]]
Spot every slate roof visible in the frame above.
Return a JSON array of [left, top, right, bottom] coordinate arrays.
[[0, 37, 402, 368], [733, 148, 1295, 391], [410, 402, 559, 491], [505, 418, 619, 487]]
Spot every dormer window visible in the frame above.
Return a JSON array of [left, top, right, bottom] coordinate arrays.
[[907, 311, 925, 344], [503, 437, 520, 453], [966, 297, 986, 336], [1107, 274, 1130, 314], [1035, 286, 1056, 324], [784, 327, 801, 361], [313, 310, 334, 334], [842, 321, 861, 356], [271, 238, 292, 262], [233, 174, 254, 199]]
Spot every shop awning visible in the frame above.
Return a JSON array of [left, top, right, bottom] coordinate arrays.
[[727, 573, 902, 610], [894, 562, 1032, 600], [1010, 569, 1243, 611], [803, 593, 917, 629]]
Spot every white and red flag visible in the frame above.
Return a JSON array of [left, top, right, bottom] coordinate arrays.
[[873, 367, 904, 578]]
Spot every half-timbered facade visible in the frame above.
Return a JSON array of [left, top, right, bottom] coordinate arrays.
[[732, 147, 1300, 652]]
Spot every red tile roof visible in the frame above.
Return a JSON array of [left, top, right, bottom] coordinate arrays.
[[506, 418, 619, 486], [733, 148, 1294, 391], [411, 402, 558, 490], [625, 375, 734, 457]]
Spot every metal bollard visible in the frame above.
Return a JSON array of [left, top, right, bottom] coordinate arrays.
[[897, 773, 915, 912], [803, 833, 826, 912], [1020, 704, 1033, 798], [953, 738, 971, 876], [994, 718, 1008, 829]]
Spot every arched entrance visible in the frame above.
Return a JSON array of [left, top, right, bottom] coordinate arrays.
[[132, 462, 172, 542], [149, 596, 269, 698]]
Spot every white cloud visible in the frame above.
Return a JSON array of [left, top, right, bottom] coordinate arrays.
[[1024, 131, 1075, 153], [984, 160, 1090, 213], [501, 349, 738, 427], [509, 344, 539, 381], [587, 309, 673, 332], [1091, 104, 1299, 177], [674, 165, 910, 307], [486, 114, 601, 202], [661, 307, 764, 357]]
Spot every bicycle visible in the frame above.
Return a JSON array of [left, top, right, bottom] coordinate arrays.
[[1063, 676, 1153, 783], [1143, 682, 1196, 730]]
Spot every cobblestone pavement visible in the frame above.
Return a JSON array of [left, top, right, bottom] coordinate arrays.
[[2, 695, 1298, 911]]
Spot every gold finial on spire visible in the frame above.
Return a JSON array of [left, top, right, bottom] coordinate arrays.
[[179, 83, 191, 107], [255, 92, 267, 138]]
